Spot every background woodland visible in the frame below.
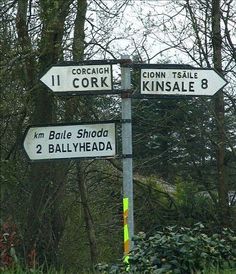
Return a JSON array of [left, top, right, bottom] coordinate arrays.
[[1, 0, 236, 271]]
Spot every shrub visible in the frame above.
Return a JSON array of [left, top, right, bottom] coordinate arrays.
[[98, 223, 236, 274], [128, 223, 236, 273], [0, 219, 19, 271]]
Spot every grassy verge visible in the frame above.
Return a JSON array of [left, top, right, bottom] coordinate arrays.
[[2, 266, 236, 274], [203, 269, 236, 274]]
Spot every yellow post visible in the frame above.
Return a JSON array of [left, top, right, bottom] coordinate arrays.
[[123, 197, 129, 264]]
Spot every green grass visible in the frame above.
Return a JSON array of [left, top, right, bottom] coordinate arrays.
[[0, 265, 66, 274], [203, 269, 236, 274], [2, 266, 236, 274]]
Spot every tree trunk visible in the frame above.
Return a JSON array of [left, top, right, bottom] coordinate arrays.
[[72, 0, 98, 266], [212, 0, 230, 227], [17, 0, 71, 266], [77, 163, 98, 266]]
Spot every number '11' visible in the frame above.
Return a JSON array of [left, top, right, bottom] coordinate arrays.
[[52, 75, 60, 86]]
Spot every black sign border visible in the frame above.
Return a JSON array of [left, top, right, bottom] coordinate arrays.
[[40, 61, 116, 95], [136, 64, 228, 99], [23, 120, 119, 162]]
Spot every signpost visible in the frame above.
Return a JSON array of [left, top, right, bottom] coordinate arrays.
[[121, 56, 134, 261], [23, 122, 116, 161], [40, 63, 113, 94], [140, 67, 227, 96], [24, 58, 228, 264]]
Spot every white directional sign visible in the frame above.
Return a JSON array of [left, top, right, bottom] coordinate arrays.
[[40, 64, 113, 93], [23, 122, 116, 160], [140, 68, 227, 96]]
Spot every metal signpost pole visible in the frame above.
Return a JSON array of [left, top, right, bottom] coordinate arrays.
[[121, 55, 134, 261]]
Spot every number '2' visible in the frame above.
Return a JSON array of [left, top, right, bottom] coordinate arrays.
[[36, 144, 42, 154]]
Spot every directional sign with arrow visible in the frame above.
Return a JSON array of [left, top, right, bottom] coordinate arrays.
[[23, 122, 117, 161], [140, 67, 227, 96], [40, 63, 113, 94]]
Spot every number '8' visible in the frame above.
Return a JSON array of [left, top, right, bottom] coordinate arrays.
[[201, 79, 208, 89]]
